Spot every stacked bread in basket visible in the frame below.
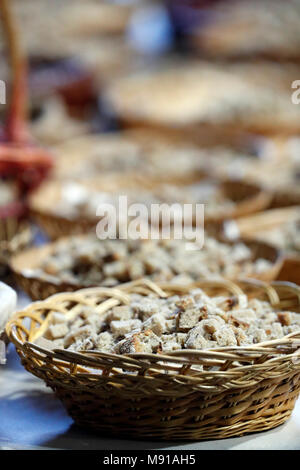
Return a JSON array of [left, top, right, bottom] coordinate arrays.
[[4, 0, 300, 444]]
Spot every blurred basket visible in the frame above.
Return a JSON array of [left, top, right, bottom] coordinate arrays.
[[10, 235, 283, 301], [51, 130, 210, 184], [0, 200, 31, 273], [229, 207, 300, 286], [271, 189, 300, 210], [107, 60, 300, 138], [29, 174, 150, 239], [226, 206, 300, 241], [0, 143, 53, 194], [116, 119, 254, 147], [6, 278, 300, 440], [30, 177, 271, 240], [277, 257, 300, 285]]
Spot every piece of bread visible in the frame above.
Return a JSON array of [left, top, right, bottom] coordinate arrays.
[[34, 289, 300, 356]]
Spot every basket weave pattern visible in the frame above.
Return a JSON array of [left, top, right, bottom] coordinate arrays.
[[6, 279, 300, 440]]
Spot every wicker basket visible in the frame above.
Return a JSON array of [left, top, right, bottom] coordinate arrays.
[[52, 130, 209, 184], [29, 175, 155, 239], [10, 236, 283, 301], [30, 177, 271, 240], [110, 62, 300, 137], [117, 119, 257, 147], [6, 278, 300, 440]]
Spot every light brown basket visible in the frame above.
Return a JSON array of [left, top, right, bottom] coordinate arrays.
[[6, 278, 300, 440], [52, 130, 210, 185], [117, 118, 257, 147], [112, 62, 300, 137], [29, 175, 150, 239], [10, 236, 283, 301], [30, 177, 271, 240]]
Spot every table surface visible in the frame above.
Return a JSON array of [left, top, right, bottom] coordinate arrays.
[[1, 292, 300, 450]]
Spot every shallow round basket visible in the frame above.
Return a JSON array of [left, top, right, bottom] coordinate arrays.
[[29, 174, 154, 239], [118, 115, 300, 141], [51, 129, 211, 184], [10, 235, 283, 301], [29, 177, 271, 240], [107, 61, 300, 138], [116, 119, 256, 147], [6, 278, 300, 440]]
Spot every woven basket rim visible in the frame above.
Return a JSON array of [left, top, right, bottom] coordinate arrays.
[[117, 113, 300, 137], [6, 278, 300, 374]]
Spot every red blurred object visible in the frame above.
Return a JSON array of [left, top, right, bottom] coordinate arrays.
[[0, 199, 26, 220], [29, 56, 95, 117], [0, 0, 49, 263], [60, 71, 95, 118], [0, 143, 53, 193], [0, 0, 53, 197]]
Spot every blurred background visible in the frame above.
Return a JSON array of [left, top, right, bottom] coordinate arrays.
[[1, 0, 300, 282], [3, 1, 300, 450], [3, 0, 300, 137]]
